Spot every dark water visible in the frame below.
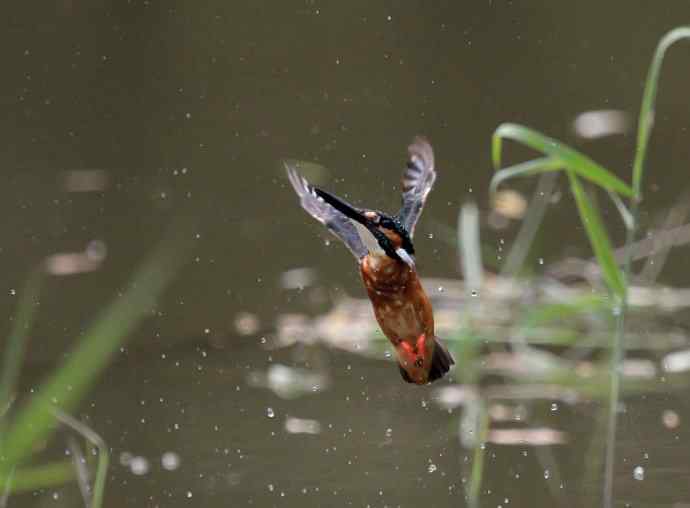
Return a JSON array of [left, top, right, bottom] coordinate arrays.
[[4, 2, 690, 507]]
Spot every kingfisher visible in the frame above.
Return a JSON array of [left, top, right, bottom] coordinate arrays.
[[286, 137, 454, 384]]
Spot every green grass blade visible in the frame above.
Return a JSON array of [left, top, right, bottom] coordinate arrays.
[[492, 123, 633, 197], [0, 215, 196, 470], [567, 172, 625, 297], [467, 404, 489, 508], [0, 462, 74, 493], [632, 27, 690, 197], [489, 156, 562, 197], [0, 269, 44, 416]]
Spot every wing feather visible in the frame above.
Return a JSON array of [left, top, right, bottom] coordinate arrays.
[[285, 163, 368, 259], [397, 137, 437, 237]]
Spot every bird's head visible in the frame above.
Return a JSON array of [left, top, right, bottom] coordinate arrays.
[[314, 188, 416, 269]]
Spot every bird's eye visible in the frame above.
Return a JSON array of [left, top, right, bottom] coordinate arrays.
[[414, 358, 423, 367]]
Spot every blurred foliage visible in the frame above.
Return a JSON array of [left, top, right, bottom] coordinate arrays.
[[0, 215, 196, 505]]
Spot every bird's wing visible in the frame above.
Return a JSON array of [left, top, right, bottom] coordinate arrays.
[[285, 163, 368, 260], [397, 137, 437, 238]]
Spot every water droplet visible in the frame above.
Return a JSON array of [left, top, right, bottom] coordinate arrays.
[[427, 463, 437, 473], [266, 407, 275, 418], [186, 491, 193, 498], [129, 456, 150, 475], [544, 469, 550, 479], [161, 451, 181, 471], [385, 428, 393, 438], [260, 337, 267, 344], [633, 465, 644, 481], [470, 290, 478, 297], [384, 351, 392, 359], [9, 289, 15, 296], [427, 233, 434, 239], [268, 484, 275, 492], [550, 403, 558, 412], [538, 258, 544, 265], [437, 286, 445, 293]]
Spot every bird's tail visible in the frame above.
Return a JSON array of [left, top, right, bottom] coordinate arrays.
[[428, 336, 455, 382]]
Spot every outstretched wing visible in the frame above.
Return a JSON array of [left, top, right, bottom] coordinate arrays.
[[397, 137, 437, 237], [285, 163, 368, 260]]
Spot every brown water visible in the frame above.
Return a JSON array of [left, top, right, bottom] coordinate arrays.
[[4, 2, 690, 507]]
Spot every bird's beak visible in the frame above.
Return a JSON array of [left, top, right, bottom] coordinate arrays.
[[314, 187, 370, 226], [395, 248, 416, 270]]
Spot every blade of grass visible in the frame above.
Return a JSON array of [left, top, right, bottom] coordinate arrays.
[[500, 171, 559, 276], [489, 156, 562, 197], [54, 409, 109, 508], [0, 462, 75, 493], [467, 404, 489, 508], [0, 268, 44, 417], [566, 172, 625, 298], [0, 468, 13, 508], [66, 436, 91, 507], [606, 191, 634, 232], [632, 27, 690, 197], [605, 26, 690, 508], [492, 123, 633, 197], [0, 214, 196, 471]]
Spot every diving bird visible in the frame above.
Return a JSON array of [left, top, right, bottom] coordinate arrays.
[[285, 137, 454, 384]]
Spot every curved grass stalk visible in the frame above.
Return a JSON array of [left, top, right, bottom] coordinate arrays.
[[492, 124, 633, 197], [489, 156, 562, 198], [632, 27, 690, 197], [489, 25, 690, 508], [604, 26, 690, 508], [54, 409, 109, 508], [567, 172, 625, 298]]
